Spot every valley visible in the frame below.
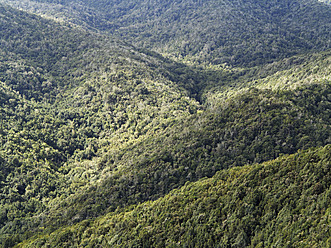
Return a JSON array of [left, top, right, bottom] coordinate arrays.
[[0, 0, 330, 247]]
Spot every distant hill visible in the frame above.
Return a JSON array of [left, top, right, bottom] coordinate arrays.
[[1, 0, 330, 66]]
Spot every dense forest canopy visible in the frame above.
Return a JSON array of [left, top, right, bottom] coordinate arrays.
[[15, 145, 331, 247], [1, 0, 330, 66], [0, 0, 329, 247]]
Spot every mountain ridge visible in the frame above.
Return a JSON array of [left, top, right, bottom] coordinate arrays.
[[1, 0, 330, 66]]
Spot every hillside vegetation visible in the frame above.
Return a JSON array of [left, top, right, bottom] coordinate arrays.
[[0, 1, 330, 247], [1, 0, 330, 66], [13, 145, 331, 247]]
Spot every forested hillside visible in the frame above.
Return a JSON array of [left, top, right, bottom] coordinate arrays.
[[13, 145, 331, 247], [0, 0, 330, 247], [1, 0, 330, 66]]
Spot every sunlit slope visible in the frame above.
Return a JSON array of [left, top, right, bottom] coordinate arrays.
[[199, 49, 331, 104], [14, 145, 331, 248], [2, 79, 329, 246], [0, 3, 330, 248], [0, 4, 199, 242]]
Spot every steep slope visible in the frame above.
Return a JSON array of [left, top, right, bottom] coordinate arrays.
[[0, 2, 330, 248], [1, 58, 330, 246], [0, 3, 199, 242], [0, 3, 197, 101], [0, 3, 199, 175], [13, 145, 331, 247]]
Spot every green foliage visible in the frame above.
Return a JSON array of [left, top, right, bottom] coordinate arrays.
[[1, 0, 330, 66], [15, 145, 331, 247], [2, 79, 330, 244], [0, 2, 330, 247]]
